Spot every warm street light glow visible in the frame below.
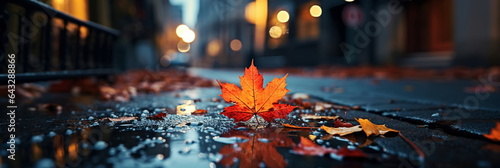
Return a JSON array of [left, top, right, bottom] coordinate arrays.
[[230, 39, 242, 51], [255, 0, 268, 54], [207, 40, 222, 56], [345, 0, 355, 2], [176, 24, 189, 38], [176, 24, 196, 43], [277, 10, 289, 23], [269, 26, 283, 38], [181, 29, 196, 43], [310, 5, 322, 17], [245, 2, 256, 24]]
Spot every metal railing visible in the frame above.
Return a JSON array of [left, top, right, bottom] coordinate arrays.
[[1, 0, 120, 83]]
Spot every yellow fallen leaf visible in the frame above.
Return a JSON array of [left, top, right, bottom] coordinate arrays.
[[320, 125, 362, 136], [356, 118, 399, 136]]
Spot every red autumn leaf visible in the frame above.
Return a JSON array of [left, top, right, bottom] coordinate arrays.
[[218, 128, 295, 168], [192, 109, 207, 115], [484, 122, 500, 142], [333, 119, 354, 127], [146, 112, 167, 120], [218, 61, 296, 122]]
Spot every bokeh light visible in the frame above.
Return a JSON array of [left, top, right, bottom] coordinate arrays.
[[176, 24, 189, 38], [310, 5, 322, 17], [269, 26, 283, 39], [181, 29, 196, 43], [230, 39, 242, 51], [277, 10, 289, 23], [245, 2, 256, 24], [206, 39, 222, 56], [177, 41, 190, 52]]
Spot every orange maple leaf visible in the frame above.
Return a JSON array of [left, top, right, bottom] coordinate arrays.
[[218, 61, 296, 122], [356, 118, 399, 136], [484, 122, 500, 142]]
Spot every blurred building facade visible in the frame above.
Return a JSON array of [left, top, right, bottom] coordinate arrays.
[[194, 0, 500, 68]]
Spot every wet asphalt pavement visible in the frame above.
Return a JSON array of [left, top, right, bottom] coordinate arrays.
[[1, 68, 500, 168]]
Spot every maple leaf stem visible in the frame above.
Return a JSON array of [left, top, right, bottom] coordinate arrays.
[[399, 132, 425, 159]]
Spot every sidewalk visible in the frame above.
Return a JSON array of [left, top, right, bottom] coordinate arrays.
[[1, 68, 499, 167]]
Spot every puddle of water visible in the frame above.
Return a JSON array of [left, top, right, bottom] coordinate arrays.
[[0, 89, 403, 168]]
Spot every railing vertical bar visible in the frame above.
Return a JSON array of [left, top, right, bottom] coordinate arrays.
[[75, 25, 81, 69], [84, 29, 92, 69], [59, 20, 68, 70], [43, 16, 52, 71], [93, 31, 101, 68]]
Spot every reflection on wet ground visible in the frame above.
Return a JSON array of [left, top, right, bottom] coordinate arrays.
[[1, 88, 402, 168]]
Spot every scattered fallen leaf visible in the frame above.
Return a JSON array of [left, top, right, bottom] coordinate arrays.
[[38, 103, 62, 116], [291, 93, 310, 100], [314, 102, 333, 111], [356, 118, 399, 136], [484, 122, 500, 142], [320, 125, 363, 136], [291, 137, 338, 156], [99, 86, 132, 102], [146, 112, 167, 120], [282, 124, 318, 129], [333, 119, 354, 127], [192, 109, 207, 115], [218, 61, 296, 122], [1, 83, 45, 99], [301, 114, 339, 120], [331, 104, 352, 110]]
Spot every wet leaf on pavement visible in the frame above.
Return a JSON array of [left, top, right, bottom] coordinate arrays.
[[333, 119, 354, 127], [320, 125, 363, 136], [218, 60, 296, 122], [356, 118, 399, 136], [146, 112, 167, 120]]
